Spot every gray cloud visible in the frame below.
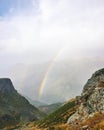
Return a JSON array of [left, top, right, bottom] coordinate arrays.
[[0, 0, 104, 103]]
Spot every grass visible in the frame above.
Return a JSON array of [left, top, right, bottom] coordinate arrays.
[[37, 99, 77, 128]]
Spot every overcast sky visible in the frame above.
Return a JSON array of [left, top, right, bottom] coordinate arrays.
[[0, 0, 104, 103], [0, 0, 104, 64]]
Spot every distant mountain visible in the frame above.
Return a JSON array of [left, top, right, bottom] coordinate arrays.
[[20, 68, 104, 130], [24, 96, 47, 107], [38, 103, 63, 114], [35, 68, 104, 129], [36, 99, 77, 129], [25, 96, 62, 114], [0, 78, 45, 129]]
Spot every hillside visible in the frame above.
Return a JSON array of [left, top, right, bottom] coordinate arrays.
[[38, 103, 63, 114], [4, 68, 104, 130], [37, 68, 104, 129], [28, 68, 104, 130], [0, 78, 45, 129], [11, 99, 77, 130], [67, 68, 104, 124], [36, 99, 77, 129]]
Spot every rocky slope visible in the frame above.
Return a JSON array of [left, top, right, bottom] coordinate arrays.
[[7, 68, 104, 130], [0, 78, 45, 129], [67, 68, 104, 124], [8, 99, 77, 130]]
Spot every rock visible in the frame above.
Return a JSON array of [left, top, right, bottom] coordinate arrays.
[[0, 78, 17, 93], [82, 125, 89, 130], [83, 68, 104, 93], [67, 68, 104, 124]]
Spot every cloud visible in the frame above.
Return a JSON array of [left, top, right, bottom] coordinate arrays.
[[0, 0, 104, 103], [0, 0, 104, 55], [39, 0, 104, 49]]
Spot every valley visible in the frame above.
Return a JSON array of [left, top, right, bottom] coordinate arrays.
[[1, 68, 104, 130]]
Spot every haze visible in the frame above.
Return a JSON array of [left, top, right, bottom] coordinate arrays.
[[0, 0, 104, 103]]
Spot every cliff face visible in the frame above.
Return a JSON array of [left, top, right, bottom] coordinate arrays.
[[67, 68, 104, 124], [0, 78, 17, 93], [0, 78, 45, 129]]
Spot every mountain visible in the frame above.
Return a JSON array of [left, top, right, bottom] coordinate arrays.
[[38, 103, 63, 114], [25, 96, 63, 114], [0, 78, 17, 93], [37, 99, 77, 129], [67, 68, 104, 124], [24, 96, 47, 107], [15, 99, 77, 130], [66, 68, 104, 129], [5, 68, 104, 130], [28, 68, 104, 130], [38, 68, 104, 130], [0, 78, 45, 129]]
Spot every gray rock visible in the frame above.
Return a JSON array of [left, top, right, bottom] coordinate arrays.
[[67, 68, 104, 124], [82, 125, 89, 130], [0, 78, 17, 93]]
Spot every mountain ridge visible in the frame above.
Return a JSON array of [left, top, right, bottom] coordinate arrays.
[[2, 68, 104, 130], [0, 78, 17, 93], [0, 78, 45, 129], [34, 68, 104, 130], [67, 68, 104, 129]]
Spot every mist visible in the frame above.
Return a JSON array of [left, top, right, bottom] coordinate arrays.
[[0, 0, 104, 103]]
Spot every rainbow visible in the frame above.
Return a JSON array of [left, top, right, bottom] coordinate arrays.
[[39, 47, 66, 97]]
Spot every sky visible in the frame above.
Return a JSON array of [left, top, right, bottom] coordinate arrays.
[[0, 0, 104, 103]]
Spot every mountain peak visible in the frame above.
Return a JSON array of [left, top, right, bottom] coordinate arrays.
[[0, 78, 45, 129], [93, 68, 104, 77], [0, 78, 17, 93], [67, 68, 104, 124], [83, 68, 104, 92]]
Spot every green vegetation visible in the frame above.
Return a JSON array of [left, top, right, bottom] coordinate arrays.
[[0, 78, 46, 129], [39, 103, 63, 114], [37, 99, 77, 128]]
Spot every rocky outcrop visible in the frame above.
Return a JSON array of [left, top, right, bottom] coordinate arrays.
[[67, 68, 104, 124], [0, 78, 17, 93]]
